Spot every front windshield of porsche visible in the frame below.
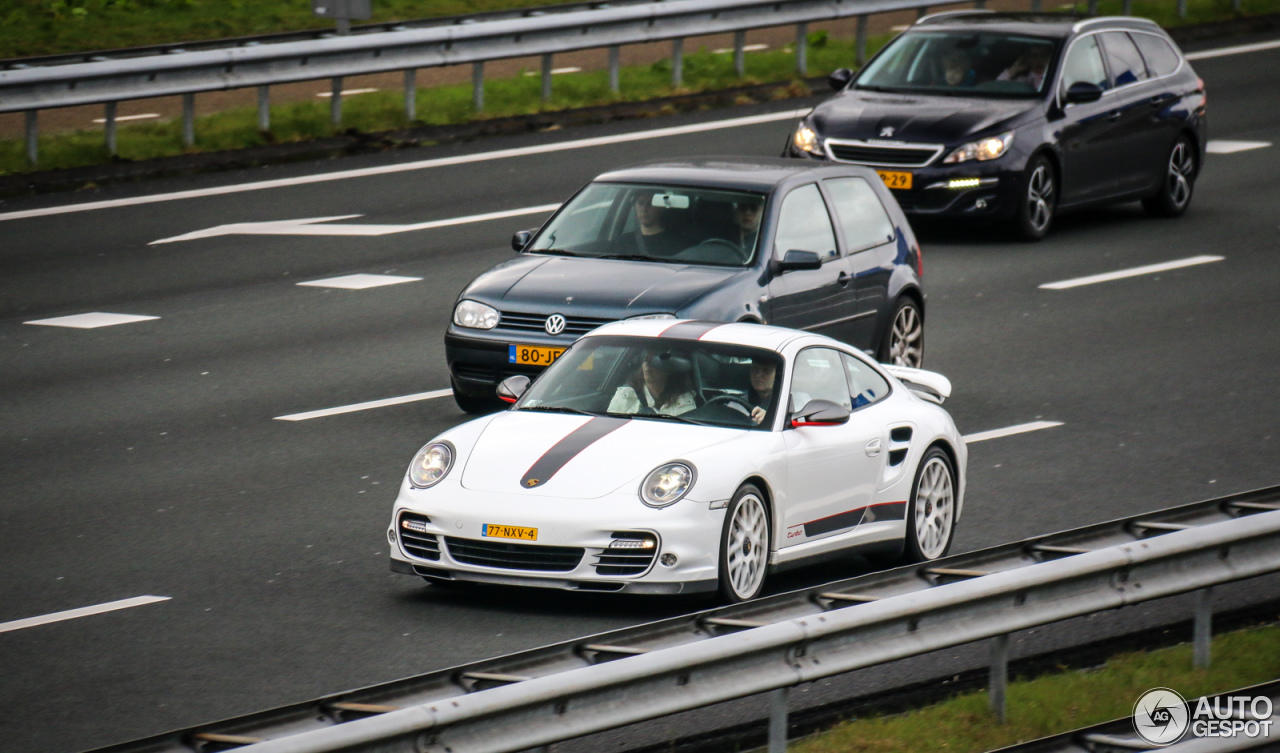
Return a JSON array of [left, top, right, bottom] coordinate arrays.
[[528, 183, 766, 268], [856, 31, 1059, 97], [514, 336, 785, 430]]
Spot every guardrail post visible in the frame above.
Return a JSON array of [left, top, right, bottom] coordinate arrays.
[[471, 62, 484, 112], [257, 85, 270, 132], [734, 30, 746, 77], [1087, 0, 1098, 13], [1194, 587, 1214, 669], [406, 69, 418, 120], [104, 101, 118, 156], [1030, 0, 1042, 11], [330, 76, 343, 127], [1121, 0, 1132, 14], [672, 37, 684, 88], [608, 46, 621, 94], [541, 53, 553, 101], [1232, 0, 1241, 10], [25, 110, 38, 166], [768, 687, 789, 753], [990, 634, 1009, 722], [182, 92, 195, 147], [1177, 0, 1187, 16], [795, 23, 808, 76], [856, 16, 868, 67], [974, 0, 985, 8]]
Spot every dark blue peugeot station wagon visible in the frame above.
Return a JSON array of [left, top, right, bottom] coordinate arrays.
[[444, 158, 925, 413], [787, 12, 1206, 240]]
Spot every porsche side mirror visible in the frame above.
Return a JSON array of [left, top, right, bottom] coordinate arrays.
[[1064, 82, 1104, 105], [790, 399, 851, 428], [497, 375, 531, 404], [511, 230, 533, 252], [770, 249, 823, 275], [828, 68, 854, 91]]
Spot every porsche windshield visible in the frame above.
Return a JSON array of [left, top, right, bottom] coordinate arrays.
[[856, 31, 1059, 97], [527, 183, 767, 268], [515, 336, 785, 430]]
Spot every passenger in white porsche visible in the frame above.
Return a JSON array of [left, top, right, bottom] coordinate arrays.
[[607, 350, 697, 416], [745, 359, 777, 425]]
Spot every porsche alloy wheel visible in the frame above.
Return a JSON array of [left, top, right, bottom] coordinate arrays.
[[880, 298, 924, 368], [1143, 136, 1196, 218], [905, 448, 956, 562], [719, 485, 769, 602]]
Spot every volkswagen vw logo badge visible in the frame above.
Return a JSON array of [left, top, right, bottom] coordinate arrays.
[[544, 314, 567, 335], [879, 126, 895, 138]]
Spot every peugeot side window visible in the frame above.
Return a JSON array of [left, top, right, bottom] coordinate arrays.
[[1061, 34, 1110, 97], [1100, 31, 1150, 87]]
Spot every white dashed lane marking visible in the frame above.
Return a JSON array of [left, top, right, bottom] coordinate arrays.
[[24, 312, 160, 329], [1207, 140, 1272, 154], [963, 421, 1063, 444], [1040, 255, 1224, 291], [275, 389, 454, 421], [297, 274, 422, 290], [0, 596, 171, 634]]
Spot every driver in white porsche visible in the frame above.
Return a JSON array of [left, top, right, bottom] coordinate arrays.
[[607, 350, 697, 416]]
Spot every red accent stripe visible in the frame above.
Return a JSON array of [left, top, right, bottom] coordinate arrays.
[[803, 501, 907, 527]]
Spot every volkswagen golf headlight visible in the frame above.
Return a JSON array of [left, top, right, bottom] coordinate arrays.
[[793, 125, 822, 155], [409, 442, 454, 489], [639, 462, 696, 508], [453, 300, 499, 330], [943, 131, 1014, 164]]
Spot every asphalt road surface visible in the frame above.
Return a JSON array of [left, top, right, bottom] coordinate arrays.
[[1, 31, 1278, 753]]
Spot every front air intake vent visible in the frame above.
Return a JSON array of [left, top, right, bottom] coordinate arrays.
[[595, 532, 659, 576], [399, 512, 441, 561], [445, 537, 584, 572]]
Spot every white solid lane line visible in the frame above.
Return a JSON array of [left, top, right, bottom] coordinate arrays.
[[963, 421, 1063, 444], [1186, 38, 1280, 60], [1040, 255, 1224, 290], [0, 596, 171, 634], [0, 109, 807, 224], [275, 389, 454, 421]]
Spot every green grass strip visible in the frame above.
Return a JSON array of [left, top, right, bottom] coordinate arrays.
[[790, 621, 1280, 753]]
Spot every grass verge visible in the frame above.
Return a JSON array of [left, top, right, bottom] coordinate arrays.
[[789, 621, 1280, 753], [3, 0, 1279, 178]]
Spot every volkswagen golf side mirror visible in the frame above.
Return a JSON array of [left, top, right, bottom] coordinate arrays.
[[1064, 82, 1104, 105], [511, 230, 533, 252], [828, 68, 854, 91], [770, 249, 823, 275], [497, 375, 531, 403]]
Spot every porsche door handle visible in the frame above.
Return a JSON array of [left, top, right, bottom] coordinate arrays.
[[865, 438, 882, 457]]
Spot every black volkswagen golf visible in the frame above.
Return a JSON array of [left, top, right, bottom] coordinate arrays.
[[445, 158, 925, 413], [786, 12, 1206, 239]]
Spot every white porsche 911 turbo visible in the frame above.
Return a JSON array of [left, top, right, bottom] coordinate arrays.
[[389, 320, 966, 602]]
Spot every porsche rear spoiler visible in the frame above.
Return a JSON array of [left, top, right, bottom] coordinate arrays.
[[883, 365, 952, 405]]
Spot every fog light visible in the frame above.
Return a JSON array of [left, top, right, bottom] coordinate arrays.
[[660, 553, 678, 567], [975, 199, 988, 209]]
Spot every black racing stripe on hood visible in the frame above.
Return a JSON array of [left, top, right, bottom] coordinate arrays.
[[520, 417, 630, 489], [658, 321, 724, 340]]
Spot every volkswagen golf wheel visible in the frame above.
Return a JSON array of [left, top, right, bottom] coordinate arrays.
[[878, 297, 925, 368]]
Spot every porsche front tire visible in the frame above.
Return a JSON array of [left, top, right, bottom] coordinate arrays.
[[903, 447, 957, 563], [718, 483, 770, 603]]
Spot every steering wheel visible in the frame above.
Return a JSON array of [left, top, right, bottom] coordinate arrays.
[[688, 237, 748, 264], [704, 394, 755, 416]]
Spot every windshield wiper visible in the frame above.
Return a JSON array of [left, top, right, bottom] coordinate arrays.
[[517, 405, 599, 416], [625, 412, 713, 427], [596, 253, 661, 262], [529, 248, 580, 257], [854, 84, 900, 93]]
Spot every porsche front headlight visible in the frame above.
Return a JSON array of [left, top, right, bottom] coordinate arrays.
[[409, 442, 454, 488], [943, 131, 1014, 164], [453, 300, 499, 330], [639, 462, 696, 508], [793, 125, 822, 155]]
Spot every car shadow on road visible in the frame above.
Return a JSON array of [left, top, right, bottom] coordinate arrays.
[[909, 203, 1155, 247]]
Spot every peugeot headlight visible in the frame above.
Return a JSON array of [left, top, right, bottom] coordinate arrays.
[[408, 442, 454, 489], [943, 131, 1014, 164], [639, 462, 696, 508], [793, 125, 822, 155], [453, 300, 499, 330]]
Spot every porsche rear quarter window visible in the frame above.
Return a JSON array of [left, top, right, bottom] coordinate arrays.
[[841, 353, 891, 409]]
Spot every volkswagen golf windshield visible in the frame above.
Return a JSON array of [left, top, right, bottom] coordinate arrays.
[[855, 31, 1059, 97], [514, 336, 785, 430], [527, 183, 766, 268]]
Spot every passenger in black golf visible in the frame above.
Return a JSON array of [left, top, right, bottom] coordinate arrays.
[[629, 192, 690, 258], [733, 196, 765, 252], [608, 351, 697, 416]]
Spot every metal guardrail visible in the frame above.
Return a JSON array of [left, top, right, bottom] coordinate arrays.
[[86, 485, 1280, 753], [989, 680, 1280, 753], [1, 0, 1200, 166]]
